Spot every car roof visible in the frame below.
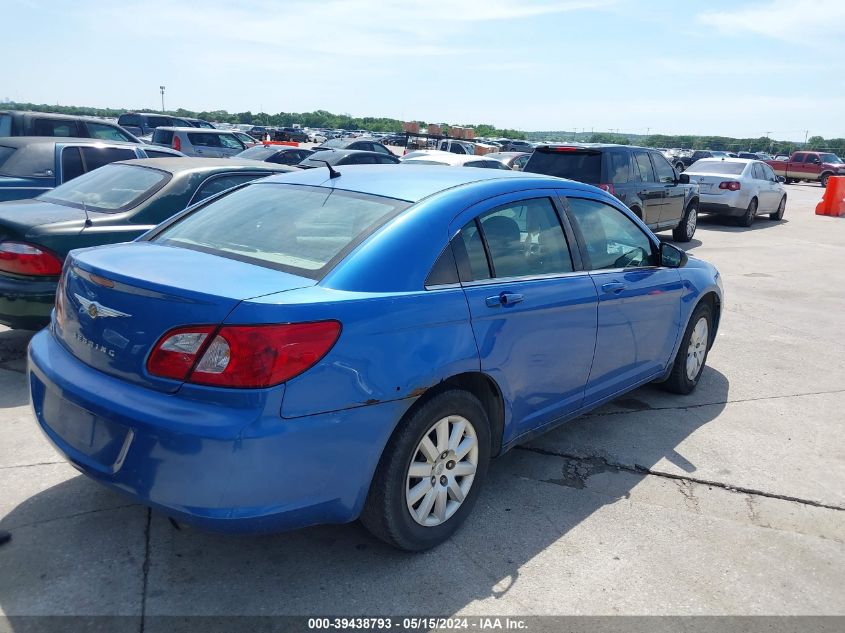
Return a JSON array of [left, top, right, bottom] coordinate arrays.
[[261, 164, 552, 203], [0, 110, 122, 124], [690, 157, 755, 164], [114, 157, 296, 174], [401, 151, 495, 166], [0, 136, 142, 149], [535, 143, 652, 152]]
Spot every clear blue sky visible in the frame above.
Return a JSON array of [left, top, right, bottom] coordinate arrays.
[[5, 0, 844, 141]]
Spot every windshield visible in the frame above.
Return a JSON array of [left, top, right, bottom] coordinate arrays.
[[40, 164, 169, 212], [153, 183, 410, 279], [820, 153, 843, 164], [687, 160, 747, 175]]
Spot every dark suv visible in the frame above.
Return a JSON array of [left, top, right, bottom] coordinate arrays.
[[524, 144, 700, 242], [116, 112, 195, 137], [273, 127, 309, 143], [0, 110, 140, 143]]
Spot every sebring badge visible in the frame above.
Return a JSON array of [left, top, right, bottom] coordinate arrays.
[[73, 293, 131, 319]]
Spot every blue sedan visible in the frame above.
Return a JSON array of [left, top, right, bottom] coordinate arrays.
[[28, 165, 723, 550]]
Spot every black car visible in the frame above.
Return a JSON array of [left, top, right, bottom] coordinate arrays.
[[0, 157, 294, 329], [314, 138, 396, 156], [181, 117, 215, 129], [272, 127, 309, 143], [234, 145, 315, 165], [381, 134, 408, 147], [116, 112, 196, 137], [499, 139, 534, 152], [298, 149, 400, 168], [525, 144, 700, 242], [0, 110, 140, 143]]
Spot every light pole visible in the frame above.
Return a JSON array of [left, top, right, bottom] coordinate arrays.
[[159, 86, 165, 113]]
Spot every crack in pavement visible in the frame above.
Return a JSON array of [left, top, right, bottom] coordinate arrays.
[[0, 460, 66, 470], [3, 502, 141, 530], [515, 445, 845, 512], [140, 508, 152, 633], [584, 387, 845, 419]]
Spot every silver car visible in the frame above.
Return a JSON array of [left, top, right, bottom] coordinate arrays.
[[684, 158, 786, 227], [150, 127, 247, 158]]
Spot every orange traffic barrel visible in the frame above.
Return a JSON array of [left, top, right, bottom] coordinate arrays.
[[816, 176, 845, 216]]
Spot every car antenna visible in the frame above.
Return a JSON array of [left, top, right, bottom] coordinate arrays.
[[314, 160, 341, 179], [82, 201, 92, 227]]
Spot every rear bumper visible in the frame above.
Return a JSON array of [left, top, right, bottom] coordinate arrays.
[[27, 328, 410, 533], [0, 274, 57, 329], [698, 191, 749, 216]]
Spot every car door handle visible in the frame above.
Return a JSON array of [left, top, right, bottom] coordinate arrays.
[[485, 292, 524, 307], [601, 282, 626, 294]]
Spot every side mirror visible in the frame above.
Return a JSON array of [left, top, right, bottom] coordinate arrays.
[[777, 176, 786, 183], [660, 242, 688, 268], [678, 173, 690, 184]]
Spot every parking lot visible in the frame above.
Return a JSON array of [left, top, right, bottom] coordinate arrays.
[[0, 183, 842, 620]]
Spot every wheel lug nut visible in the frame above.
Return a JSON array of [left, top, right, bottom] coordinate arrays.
[[441, 451, 448, 459], [430, 476, 436, 485], [446, 460, 455, 469], [440, 475, 448, 485]]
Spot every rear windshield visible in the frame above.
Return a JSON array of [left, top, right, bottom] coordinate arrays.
[[687, 160, 746, 175], [236, 146, 279, 160], [152, 183, 410, 279], [40, 164, 169, 212], [525, 150, 602, 183]]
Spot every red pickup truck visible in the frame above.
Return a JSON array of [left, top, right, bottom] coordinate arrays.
[[766, 151, 845, 187]]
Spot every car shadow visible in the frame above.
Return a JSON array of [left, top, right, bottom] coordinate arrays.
[[695, 215, 790, 233], [0, 367, 730, 617], [658, 235, 702, 251]]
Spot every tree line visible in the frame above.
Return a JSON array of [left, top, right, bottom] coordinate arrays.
[[1, 101, 526, 139]]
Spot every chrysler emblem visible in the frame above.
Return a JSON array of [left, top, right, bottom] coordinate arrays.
[[74, 293, 131, 319]]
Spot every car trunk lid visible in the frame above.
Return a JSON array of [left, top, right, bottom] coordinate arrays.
[[55, 242, 315, 392]]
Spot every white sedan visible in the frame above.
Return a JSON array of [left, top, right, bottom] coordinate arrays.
[[399, 150, 512, 169], [685, 158, 787, 227]]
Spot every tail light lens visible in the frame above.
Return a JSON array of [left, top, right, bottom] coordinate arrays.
[[597, 183, 616, 195], [0, 241, 63, 276], [172, 136, 181, 151], [147, 321, 341, 388], [719, 181, 741, 191]]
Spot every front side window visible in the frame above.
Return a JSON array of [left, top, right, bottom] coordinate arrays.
[[87, 122, 133, 142], [761, 163, 777, 180], [567, 197, 656, 270], [154, 184, 409, 278], [806, 154, 821, 165]]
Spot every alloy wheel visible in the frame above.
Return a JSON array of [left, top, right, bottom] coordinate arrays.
[[686, 317, 709, 381], [406, 415, 478, 527]]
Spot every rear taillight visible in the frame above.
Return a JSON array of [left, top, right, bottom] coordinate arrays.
[[597, 183, 616, 195], [0, 241, 63, 276], [551, 147, 578, 152], [172, 136, 181, 151], [147, 321, 341, 388], [719, 181, 741, 191]]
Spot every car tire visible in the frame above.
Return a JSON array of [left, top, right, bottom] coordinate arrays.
[[769, 196, 786, 221], [737, 198, 757, 227], [820, 173, 830, 188], [672, 200, 698, 242], [361, 389, 491, 551], [662, 302, 713, 395]]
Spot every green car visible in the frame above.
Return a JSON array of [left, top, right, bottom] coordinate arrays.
[[0, 157, 295, 329]]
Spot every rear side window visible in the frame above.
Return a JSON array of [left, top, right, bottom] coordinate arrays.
[[87, 122, 133, 142], [154, 184, 410, 278], [607, 151, 630, 184], [651, 152, 676, 184], [0, 145, 16, 170], [192, 174, 262, 203], [60, 147, 85, 182], [118, 114, 140, 127], [153, 130, 174, 146], [188, 133, 222, 147], [632, 151, 655, 182], [0, 114, 12, 137], [524, 150, 602, 183], [81, 147, 136, 172], [143, 149, 178, 159], [147, 116, 173, 128], [791, 154, 805, 163], [33, 118, 80, 137], [371, 144, 391, 155], [752, 163, 766, 180]]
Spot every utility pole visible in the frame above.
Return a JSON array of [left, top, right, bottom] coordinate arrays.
[[159, 86, 166, 113], [804, 130, 809, 146], [765, 130, 772, 153]]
